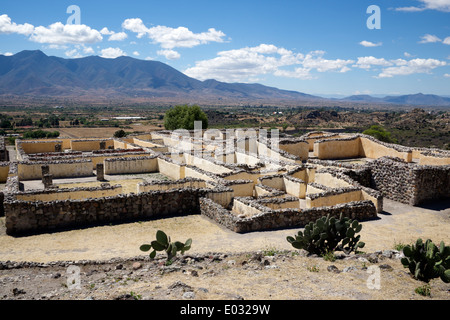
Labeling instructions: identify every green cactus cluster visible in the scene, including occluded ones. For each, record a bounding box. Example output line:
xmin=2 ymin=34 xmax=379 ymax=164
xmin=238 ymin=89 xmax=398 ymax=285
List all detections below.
xmin=401 ymin=238 xmax=450 ymax=283
xmin=140 ymin=230 xmax=192 ymax=261
xmin=287 ymin=214 xmax=365 ymax=255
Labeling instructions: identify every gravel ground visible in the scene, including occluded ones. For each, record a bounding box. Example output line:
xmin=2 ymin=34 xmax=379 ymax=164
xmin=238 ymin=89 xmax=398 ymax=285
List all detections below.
xmin=0 ymin=198 xmax=449 ymax=301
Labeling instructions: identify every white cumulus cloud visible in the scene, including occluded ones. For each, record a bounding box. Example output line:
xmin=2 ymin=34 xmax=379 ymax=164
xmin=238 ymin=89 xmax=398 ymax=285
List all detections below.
xmin=377 ymin=58 xmax=447 ymax=78
xmin=354 ymin=56 xmax=392 ymax=69
xmin=184 ymin=45 xmax=354 ymax=82
xmin=100 ymin=47 xmax=127 ymax=59
xmin=396 ymin=0 xmax=450 ymax=12
xmin=184 ymin=44 xmax=305 ymax=82
xmin=122 ymin=18 xmax=226 ymax=50
xmin=30 ymin=22 xmax=103 ymax=44
xmin=419 ymin=34 xmax=442 ymax=43
xmin=157 ymin=49 xmax=181 ymax=60
xmin=0 ymin=14 xmax=34 ymax=36
xmin=359 ymin=40 xmax=382 ymax=47
xmin=302 ymin=51 xmax=354 ymax=73
xmin=108 ymin=32 xmax=128 ymax=41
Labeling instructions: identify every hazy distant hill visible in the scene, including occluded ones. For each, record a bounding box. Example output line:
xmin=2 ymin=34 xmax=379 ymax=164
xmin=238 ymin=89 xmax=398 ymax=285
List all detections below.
xmin=341 ymin=93 xmax=450 ymax=107
xmin=0 ymin=50 xmax=323 ymax=103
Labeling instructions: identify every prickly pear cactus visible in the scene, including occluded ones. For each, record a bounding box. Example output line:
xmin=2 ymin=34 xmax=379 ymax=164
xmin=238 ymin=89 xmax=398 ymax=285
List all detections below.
xmin=140 ymin=230 xmax=192 ymax=261
xmin=287 ymin=214 xmax=365 ymax=255
xmin=401 ymin=238 xmax=450 ymax=283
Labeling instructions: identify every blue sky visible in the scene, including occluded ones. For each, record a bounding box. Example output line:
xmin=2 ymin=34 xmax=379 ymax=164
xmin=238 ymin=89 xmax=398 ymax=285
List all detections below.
xmin=1 ymin=0 xmax=450 ymax=96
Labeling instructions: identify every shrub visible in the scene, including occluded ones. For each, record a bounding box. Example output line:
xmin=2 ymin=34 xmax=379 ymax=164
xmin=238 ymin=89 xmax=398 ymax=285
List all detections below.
xmin=415 ymin=284 xmax=431 ymax=297
xmin=363 ymin=125 xmax=397 ymax=144
xmin=287 ymin=214 xmax=365 ymax=255
xmin=401 ymin=238 xmax=450 ymax=283
xmin=140 ymin=230 xmax=192 ymax=261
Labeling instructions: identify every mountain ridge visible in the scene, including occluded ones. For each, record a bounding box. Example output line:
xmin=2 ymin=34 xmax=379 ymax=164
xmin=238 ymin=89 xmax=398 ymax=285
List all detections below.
xmin=0 ymin=50 xmax=449 ymax=107
xmin=0 ymin=50 xmax=323 ymax=103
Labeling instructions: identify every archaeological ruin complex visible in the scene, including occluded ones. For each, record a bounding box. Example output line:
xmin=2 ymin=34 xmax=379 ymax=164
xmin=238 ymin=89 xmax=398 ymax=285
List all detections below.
xmin=0 ymin=129 xmax=449 ymax=236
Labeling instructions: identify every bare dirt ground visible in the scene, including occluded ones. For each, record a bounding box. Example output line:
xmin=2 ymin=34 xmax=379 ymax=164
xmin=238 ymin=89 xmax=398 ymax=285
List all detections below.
xmin=0 ymin=199 xmax=449 ymax=301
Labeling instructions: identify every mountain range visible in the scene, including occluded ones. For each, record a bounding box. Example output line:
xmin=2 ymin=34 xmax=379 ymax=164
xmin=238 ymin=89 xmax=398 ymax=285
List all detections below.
xmin=340 ymin=93 xmax=450 ymax=107
xmin=0 ymin=50 xmax=449 ymax=108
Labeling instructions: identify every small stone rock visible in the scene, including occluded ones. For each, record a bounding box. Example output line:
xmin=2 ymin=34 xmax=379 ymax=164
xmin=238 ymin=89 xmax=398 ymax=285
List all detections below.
xmin=190 ymin=270 xmax=199 ymax=277
xmin=262 ymin=259 xmax=271 ymax=266
xmin=343 ymin=266 xmax=357 ymax=273
xmin=132 ymin=262 xmax=142 ymax=270
xmin=251 ymin=253 xmax=263 ymax=262
xmin=168 ymin=281 xmax=192 ymax=291
xmin=327 ymin=265 xmax=340 ymax=273
xmin=183 ymin=291 xmax=195 ymax=299
xmin=368 ymin=254 xmax=379 ymax=263
xmin=115 ymin=264 xmax=123 ymax=270
xmin=12 ymin=288 xmax=26 ymax=296
xmin=379 ymin=264 xmax=393 ymax=271
xmin=334 ymin=252 xmax=347 ymax=260
xmin=382 ymin=250 xmax=393 ymax=258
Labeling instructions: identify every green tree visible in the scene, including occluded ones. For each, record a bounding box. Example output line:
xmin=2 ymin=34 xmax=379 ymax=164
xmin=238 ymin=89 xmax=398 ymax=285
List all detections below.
xmin=114 ymin=129 xmax=127 ymax=138
xmin=363 ymin=125 xmax=397 ymax=144
xmin=0 ymin=119 xmax=12 ymax=129
xmin=164 ymin=105 xmax=208 ymax=130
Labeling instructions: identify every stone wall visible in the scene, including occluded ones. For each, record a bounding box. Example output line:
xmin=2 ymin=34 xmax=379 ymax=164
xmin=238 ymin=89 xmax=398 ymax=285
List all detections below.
xmin=369 ymin=157 xmax=450 ymax=206
xmin=14 ymin=185 xmax=123 ymax=202
xmin=4 ymin=188 xmax=208 ymax=236
xmin=201 ymin=197 xmax=377 ymax=233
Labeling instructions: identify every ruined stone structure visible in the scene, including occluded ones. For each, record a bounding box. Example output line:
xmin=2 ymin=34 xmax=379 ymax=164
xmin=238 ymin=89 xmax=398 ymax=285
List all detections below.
xmin=0 ymin=130 xmax=448 ymax=236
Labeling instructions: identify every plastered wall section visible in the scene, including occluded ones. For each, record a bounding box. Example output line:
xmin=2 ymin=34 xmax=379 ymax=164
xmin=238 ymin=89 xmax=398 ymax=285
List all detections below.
xmin=0 ymin=163 xmax=9 ymax=183
xmin=359 ymin=137 xmax=412 ymax=162
xmin=16 ymin=186 xmax=123 ymax=202
xmin=283 ymin=177 xmax=307 ymax=198
xmin=19 ymin=141 xmax=62 ymax=154
xmin=313 ymin=137 xmax=361 ymax=160
xmin=70 ymin=140 xmax=114 ymax=152
xmin=232 ymin=199 xmax=263 ymax=218
xmin=104 ymin=157 xmax=158 ymax=175
xmin=279 ymin=141 xmax=309 ymax=160
xmin=157 ymin=158 xmax=185 ymax=180
xmin=306 ymin=190 xmax=362 ymax=208
xmin=18 ymin=161 xmax=93 ymax=180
